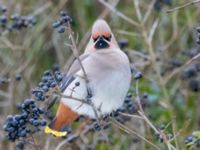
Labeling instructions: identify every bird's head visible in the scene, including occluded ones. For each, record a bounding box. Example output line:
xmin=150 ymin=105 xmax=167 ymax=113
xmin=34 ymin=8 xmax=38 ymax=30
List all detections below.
xmin=85 ymin=19 xmax=119 ymax=53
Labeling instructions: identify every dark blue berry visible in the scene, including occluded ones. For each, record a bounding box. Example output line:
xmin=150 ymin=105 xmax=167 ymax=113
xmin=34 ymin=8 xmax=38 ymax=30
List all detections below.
xmin=196 ymin=27 xmax=200 ymax=33
xmin=11 ymin=14 xmax=19 ymax=20
xmin=189 ymin=80 xmax=199 ymax=92
xmin=196 ymin=140 xmax=200 ymax=148
xmin=75 ymin=82 xmax=80 ymax=86
xmin=182 ymin=67 xmax=197 ymax=79
xmin=134 ymin=71 xmax=143 ymax=80
xmin=32 ymin=120 xmax=40 ymax=126
xmin=57 ymin=26 xmax=65 ymax=33
xmin=18 ymin=130 xmax=26 ymax=137
xmin=52 ymin=21 xmax=61 ymax=28
xmin=159 ymin=124 xmax=165 ymax=130
xmin=10 ymin=119 xmax=18 ymax=126
xmin=1 ymin=6 xmax=7 ymax=13
xmin=6 ymin=127 xmax=15 ymax=132
xmin=17 ymin=141 xmax=25 ymax=150
xmin=50 ymin=81 xmax=57 ymax=88
xmin=93 ymin=123 xmax=101 ymax=131
xmin=185 ymin=136 xmax=194 ymax=144
xmin=40 ymin=120 xmax=47 ymax=126
xmin=42 ymin=85 xmax=49 ymax=92
xmin=197 ymin=35 xmax=200 ymax=45
xmin=126 ymin=93 xmax=132 ymax=98
xmin=38 ymin=82 xmax=44 ymax=87
xmin=0 ymin=15 xmax=7 ymax=24
xmin=6 ymin=115 xmax=13 ymax=122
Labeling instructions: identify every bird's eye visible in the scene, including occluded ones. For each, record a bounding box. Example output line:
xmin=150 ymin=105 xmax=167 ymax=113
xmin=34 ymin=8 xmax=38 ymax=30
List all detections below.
xmin=103 ymin=34 xmax=112 ymax=41
xmin=93 ymin=36 xmax=99 ymax=42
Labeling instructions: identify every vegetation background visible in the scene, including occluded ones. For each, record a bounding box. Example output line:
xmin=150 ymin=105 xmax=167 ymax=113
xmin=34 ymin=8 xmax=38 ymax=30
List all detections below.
xmin=0 ymin=0 xmax=200 ymax=149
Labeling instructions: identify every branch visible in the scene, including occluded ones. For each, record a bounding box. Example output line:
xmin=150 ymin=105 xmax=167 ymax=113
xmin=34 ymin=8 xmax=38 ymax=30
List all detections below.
xmin=166 ymin=0 xmax=200 ymax=13
xmin=99 ymin=0 xmax=139 ymax=27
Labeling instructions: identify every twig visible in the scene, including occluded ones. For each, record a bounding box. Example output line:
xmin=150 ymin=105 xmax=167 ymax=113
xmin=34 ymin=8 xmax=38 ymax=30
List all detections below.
xmin=164 ymin=52 xmax=200 ymax=84
xmin=143 ymin=0 xmax=156 ymax=24
xmin=166 ymin=0 xmax=200 ymax=13
xmin=135 ymin=81 xmax=177 ymax=150
xmin=66 ymin=22 xmax=93 ymax=99
xmin=119 ymin=112 xmax=143 ymax=119
xmin=31 ymin=2 xmax=52 ymax=16
xmin=110 ymin=117 xmax=161 ymax=150
xmin=99 ymin=0 xmax=139 ymax=27
xmin=30 ymin=134 xmax=40 ymax=150
xmin=148 ymin=19 xmax=159 ymax=43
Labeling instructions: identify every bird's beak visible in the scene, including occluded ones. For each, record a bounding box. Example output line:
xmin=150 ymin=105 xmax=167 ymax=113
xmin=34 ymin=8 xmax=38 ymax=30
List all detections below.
xmin=94 ymin=36 xmax=110 ymax=49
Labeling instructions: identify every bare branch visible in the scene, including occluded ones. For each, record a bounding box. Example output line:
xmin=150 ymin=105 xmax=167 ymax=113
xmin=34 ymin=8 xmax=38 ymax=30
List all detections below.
xmin=166 ymin=0 xmax=200 ymax=13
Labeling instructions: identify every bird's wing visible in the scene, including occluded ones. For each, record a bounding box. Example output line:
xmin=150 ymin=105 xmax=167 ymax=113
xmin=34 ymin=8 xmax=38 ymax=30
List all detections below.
xmin=61 ymin=53 xmax=89 ymax=92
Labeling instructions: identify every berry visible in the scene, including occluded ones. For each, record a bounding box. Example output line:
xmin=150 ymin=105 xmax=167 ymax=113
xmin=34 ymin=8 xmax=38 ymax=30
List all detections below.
xmin=50 ymin=81 xmax=57 ymax=88
xmin=40 ymin=120 xmax=47 ymax=126
xmin=93 ymin=123 xmax=101 ymax=131
xmin=134 ymin=71 xmax=143 ymax=80
xmin=75 ymin=82 xmax=80 ymax=86
xmin=126 ymin=93 xmax=132 ymax=98
xmin=196 ymin=27 xmax=200 ymax=33
xmin=1 ymin=5 xmax=7 ymax=13
xmin=52 ymin=21 xmax=61 ymax=28
xmin=189 ymin=80 xmax=199 ymax=92
xmin=55 ymin=72 xmax=62 ymax=82
xmin=197 ymin=35 xmax=200 ymax=45
xmin=57 ymin=26 xmax=65 ymax=33
xmin=0 ymin=15 xmax=7 ymax=24
xmin=185 ymin=136 xmax=194 ymax=144
xmin=182 ymin=67 xmax=197 ymax=79
xmin=196 ymin=140 xmax=200 ymax=148
xmin=159 ymin=124 xmax=165 ymax=130
xmin=43 ymin=70 xmax=51 ymax=76
xmin=42 ymin=85 xmax=49 ymax=92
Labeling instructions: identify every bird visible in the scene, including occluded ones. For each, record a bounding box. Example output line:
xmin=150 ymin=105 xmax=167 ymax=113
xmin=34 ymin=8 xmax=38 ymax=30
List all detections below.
xmin=45 ymin=19 xmax=131 ymax=136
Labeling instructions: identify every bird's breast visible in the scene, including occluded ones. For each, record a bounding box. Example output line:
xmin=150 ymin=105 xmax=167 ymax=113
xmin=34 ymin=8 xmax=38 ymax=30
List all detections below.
xmin=62 ymin=50 xmax=131 ymax=118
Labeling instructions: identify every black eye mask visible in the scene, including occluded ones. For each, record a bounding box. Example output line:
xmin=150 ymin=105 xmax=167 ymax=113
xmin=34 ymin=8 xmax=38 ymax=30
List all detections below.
xmin=94 ymin=36 xmax=110 ymax=49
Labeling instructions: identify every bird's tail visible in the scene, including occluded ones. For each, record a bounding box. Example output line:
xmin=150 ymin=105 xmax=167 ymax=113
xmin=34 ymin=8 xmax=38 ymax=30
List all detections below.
xmin=44 ymin=102 xmax=78 ymax=137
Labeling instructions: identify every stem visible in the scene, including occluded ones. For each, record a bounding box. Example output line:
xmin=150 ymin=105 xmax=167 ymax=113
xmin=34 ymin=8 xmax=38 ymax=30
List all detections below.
xmin=166 ymin=0 xmax=200 ymax=13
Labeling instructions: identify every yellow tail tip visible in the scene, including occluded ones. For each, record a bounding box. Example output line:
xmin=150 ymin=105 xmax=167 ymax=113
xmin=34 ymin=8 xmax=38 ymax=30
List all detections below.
xmin=44 ymin=126 xmax=67 ymax=137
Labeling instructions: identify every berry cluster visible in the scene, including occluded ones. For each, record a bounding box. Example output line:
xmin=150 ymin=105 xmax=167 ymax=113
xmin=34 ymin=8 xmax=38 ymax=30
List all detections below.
xmin=160 ymin=45 xmax=200 ymax=92
xmin=3 ymin=65 xmax=62 ymax=149
xmin=0 ymin=5 xmax=36 ymax=35
xmin=3 ymin=99 xmax=46 ymax=149
xmin=185 ymin=131 xmax=200 ymax=148
xmin=32 ymin=70 xmax=62 ymax=101
xmin=196 ymin=27 xmax=200 ymax=45
xmin=52 ymin=11 xmax=72 ymax=33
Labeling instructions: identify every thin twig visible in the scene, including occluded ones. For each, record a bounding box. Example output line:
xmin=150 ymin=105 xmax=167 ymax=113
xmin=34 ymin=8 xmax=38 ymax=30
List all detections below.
xmin=164 ymin=52 xmax=200 ymax=84
xmin=166 ymin=0 xmax=200 ymax=13
xmin=111 ymin=118 xmax=161 ymax=150
xmin=119 ymin=112 xmax=143 ymax=119
xmin=99 ymin=0 xmax=139 ymax=27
